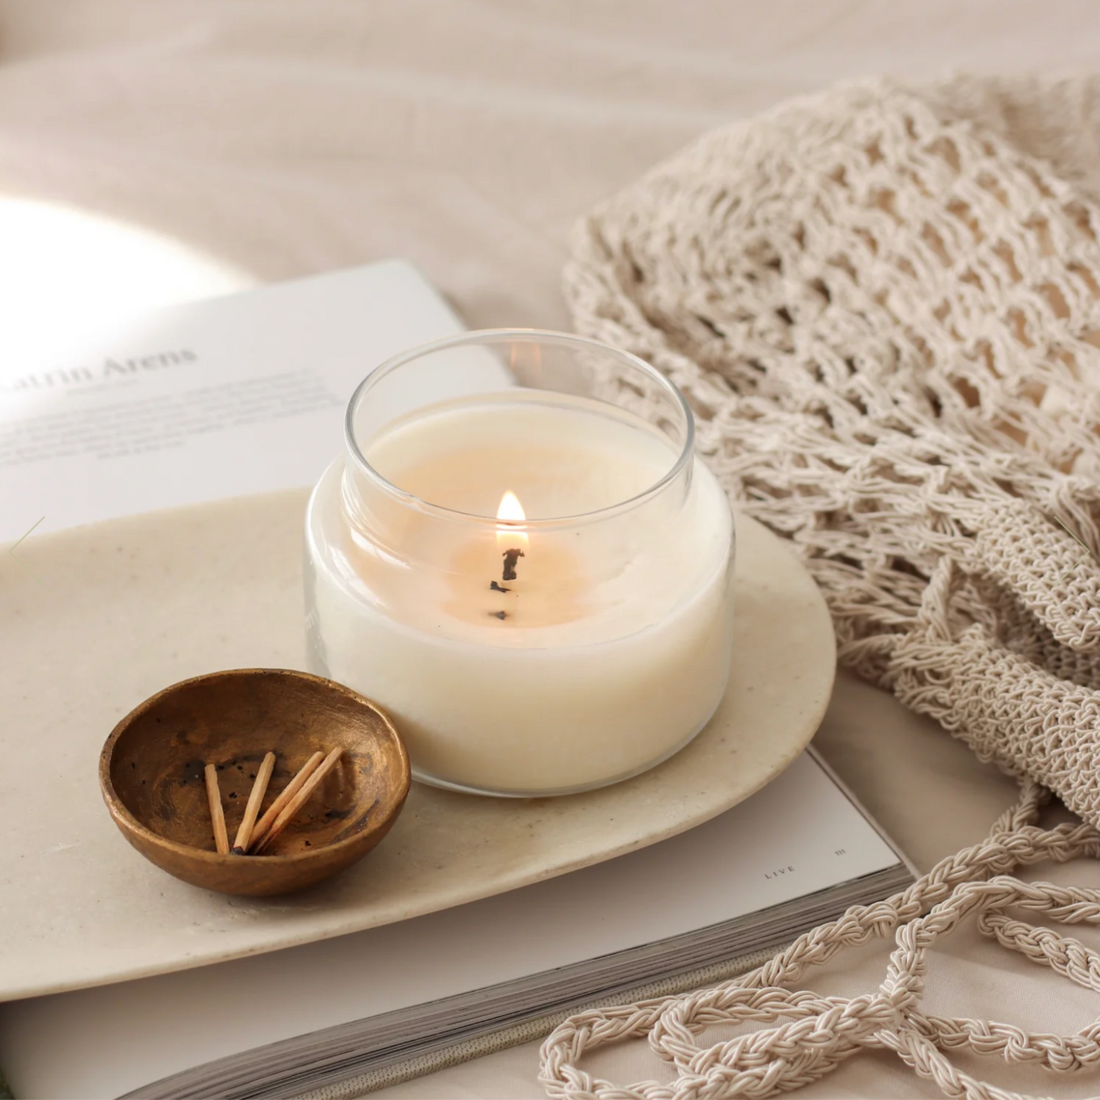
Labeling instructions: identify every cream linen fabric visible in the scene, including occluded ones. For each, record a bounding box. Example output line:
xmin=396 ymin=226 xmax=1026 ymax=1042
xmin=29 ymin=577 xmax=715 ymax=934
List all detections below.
xmin=2 ymin=2 xmax=1100 ymax=1097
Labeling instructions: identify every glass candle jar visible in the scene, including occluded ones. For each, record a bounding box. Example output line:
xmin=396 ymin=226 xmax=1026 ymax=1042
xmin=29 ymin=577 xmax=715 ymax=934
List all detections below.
xmin=304 ymin=330 xmax=735 ymax=797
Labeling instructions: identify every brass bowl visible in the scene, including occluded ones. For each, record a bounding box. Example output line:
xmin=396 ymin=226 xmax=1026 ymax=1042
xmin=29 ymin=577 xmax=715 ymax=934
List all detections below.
xmin=99 ymin=668 xmax=410 ymax=897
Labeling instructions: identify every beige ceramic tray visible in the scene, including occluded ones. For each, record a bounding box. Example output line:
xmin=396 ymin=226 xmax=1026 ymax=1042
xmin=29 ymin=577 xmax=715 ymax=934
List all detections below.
xmin=0 ymin=489 xmax=834 ymax=1001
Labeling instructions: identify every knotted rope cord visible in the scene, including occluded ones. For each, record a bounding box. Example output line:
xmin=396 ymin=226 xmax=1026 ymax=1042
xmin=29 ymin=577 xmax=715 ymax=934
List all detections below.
xmin=545 ymin=74 xmax=1100 ymax=1098
xmin=540 ymin=784 xmax=1100 ymax=1100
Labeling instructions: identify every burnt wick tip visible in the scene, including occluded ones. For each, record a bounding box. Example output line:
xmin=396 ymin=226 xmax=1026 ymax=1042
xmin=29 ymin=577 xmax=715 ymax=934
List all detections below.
xmin=490 ymin=610 xmax=507 ymax=620
xmin=490 ymin=580 xmax=510 ymax=593
xmin=502 ymin=547 xmax=525 ymax=582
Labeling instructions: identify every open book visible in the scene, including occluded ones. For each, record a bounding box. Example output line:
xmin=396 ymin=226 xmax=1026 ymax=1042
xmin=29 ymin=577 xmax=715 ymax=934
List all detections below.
xmin=0 ymin=261 xmax=911 ymax=1098
xmin=0 ymin=750 xmax=911 ymax=1099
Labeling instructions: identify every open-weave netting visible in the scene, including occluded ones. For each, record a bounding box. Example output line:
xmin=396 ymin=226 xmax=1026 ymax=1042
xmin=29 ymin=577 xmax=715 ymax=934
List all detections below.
xmin=541 ymin=75 xmax=1100 ymax=1100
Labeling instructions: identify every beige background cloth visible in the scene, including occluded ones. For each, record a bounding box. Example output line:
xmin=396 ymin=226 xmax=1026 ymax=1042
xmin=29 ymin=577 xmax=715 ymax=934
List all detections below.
xmin=3 ymin=2 xmax=1100 ymax=1096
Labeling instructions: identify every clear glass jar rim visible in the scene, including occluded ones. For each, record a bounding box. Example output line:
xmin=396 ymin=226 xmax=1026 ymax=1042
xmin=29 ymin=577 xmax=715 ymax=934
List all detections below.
xmin=343 ymin=328 xmax=696 ymax=528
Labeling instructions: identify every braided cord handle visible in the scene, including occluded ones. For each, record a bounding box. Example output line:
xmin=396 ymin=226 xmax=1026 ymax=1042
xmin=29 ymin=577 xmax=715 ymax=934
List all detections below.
xmin=539 ymin=786 xmax=1100 ymax=1100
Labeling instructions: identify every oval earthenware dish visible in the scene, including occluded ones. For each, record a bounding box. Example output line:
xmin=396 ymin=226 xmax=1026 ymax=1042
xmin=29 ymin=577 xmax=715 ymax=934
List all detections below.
xmin=99 ymin=668 xmax=411 ymax=896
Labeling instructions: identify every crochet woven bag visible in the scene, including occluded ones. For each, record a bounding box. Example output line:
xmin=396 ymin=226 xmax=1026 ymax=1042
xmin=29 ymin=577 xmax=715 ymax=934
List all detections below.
xmin=539 ymin=75 xmax=1100 ymax=1100
xmin=566 ymin=73 xmax=1100 ymax=813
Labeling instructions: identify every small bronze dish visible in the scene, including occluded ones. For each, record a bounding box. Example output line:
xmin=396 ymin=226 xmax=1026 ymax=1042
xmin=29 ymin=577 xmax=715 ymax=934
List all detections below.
xmin=99 ymin=668 xmax=410 ymax=897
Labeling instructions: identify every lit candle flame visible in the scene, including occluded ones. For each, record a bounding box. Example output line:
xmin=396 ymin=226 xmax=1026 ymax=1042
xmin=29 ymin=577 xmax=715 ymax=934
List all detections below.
xmin=497 ymin=490 xmax=525 ymax=524
xmin=496 ymin=490 xmax=529 ymax=552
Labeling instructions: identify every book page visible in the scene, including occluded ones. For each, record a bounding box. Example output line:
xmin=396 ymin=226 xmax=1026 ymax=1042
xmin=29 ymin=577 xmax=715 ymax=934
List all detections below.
xmin=0 ymin=260 xmax=483 ymax=544
xmin=0 ymin=753 xmax=901 ymax=1100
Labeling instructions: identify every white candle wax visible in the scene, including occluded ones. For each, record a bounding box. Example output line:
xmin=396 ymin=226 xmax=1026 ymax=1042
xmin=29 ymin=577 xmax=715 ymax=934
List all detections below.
xmin=305 ymin=391 xmax=734 ymax=794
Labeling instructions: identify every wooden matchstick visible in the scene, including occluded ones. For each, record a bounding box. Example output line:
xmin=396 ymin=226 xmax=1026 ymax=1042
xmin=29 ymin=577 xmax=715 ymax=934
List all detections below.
xmin=204 ymin=763 xmax=230 ymax=855
xmin=231 ymin=751 xmax=276 ymax=854
xmin=246 ymin=750 xmax=324 ymax=852
xmin=253 ymin=747 xmax=344 ymax=855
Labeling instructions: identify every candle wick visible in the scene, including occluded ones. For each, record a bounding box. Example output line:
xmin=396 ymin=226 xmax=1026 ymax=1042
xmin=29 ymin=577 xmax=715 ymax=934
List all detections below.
xmin=490 ymin=580 xmax=510 ymax=593
xmin=502 ymin=548 xmax=525 ymax=582
xmin=490 ymin=610 xmax=507 ymax=620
